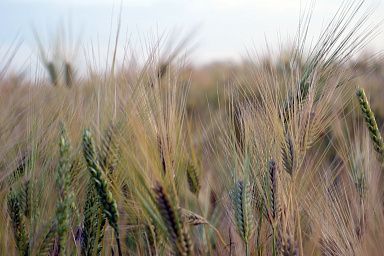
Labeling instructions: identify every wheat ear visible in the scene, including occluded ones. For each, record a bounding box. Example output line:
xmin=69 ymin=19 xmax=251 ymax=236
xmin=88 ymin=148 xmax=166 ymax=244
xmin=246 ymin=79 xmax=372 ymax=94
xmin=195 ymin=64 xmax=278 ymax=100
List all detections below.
xmin=356 ymin=88 xmax=384 ymax=162
xmin=268 ymin=160 xmax=279 ymax=256
xmin=180 ymin=208 xmax=208 ymax=226
xmin=186 ymin=162 xmax=200 ymax=196
xmin=153 ymin=183 xmax=193 ymax=256
xmin=268 ymin=160 xmax=279 ymax=223
xmin=81 ymin=182 xmax=106 ymax=256
xmin=231 ymin=180 xmax=253 ymax=255
xmin=82 ymin=129 xmax=122 ymax=256
xmin=281 ymin=132 xmax=294 ymax=176
xmin=7 ymin=189 xmax=29 ymax=255
xmin=55 ymin=125 xmax=73 ymax=255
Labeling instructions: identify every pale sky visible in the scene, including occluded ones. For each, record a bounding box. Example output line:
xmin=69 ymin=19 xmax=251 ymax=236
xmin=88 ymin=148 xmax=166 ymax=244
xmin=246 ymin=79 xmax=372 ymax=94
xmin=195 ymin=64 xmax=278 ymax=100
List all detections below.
xmin=1 ymin=0 xmax=384 ymax=73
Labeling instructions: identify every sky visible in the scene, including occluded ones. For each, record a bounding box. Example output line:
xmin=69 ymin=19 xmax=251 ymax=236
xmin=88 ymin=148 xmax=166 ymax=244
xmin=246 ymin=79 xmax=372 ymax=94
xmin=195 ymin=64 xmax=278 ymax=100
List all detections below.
xmin=1 ymin=0 xmax=384 ymax=74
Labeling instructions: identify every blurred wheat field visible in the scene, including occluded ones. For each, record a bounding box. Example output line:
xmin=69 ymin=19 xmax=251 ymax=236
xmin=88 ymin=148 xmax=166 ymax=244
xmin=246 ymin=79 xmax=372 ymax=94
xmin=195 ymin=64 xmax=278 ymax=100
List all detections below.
xmin=2 ymin=1 xmax=384 ymax=255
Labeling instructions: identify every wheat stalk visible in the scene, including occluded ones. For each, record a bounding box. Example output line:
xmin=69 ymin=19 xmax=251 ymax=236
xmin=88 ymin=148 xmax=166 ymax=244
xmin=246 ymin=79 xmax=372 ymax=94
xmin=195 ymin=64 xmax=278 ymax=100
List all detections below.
xmin=157 ymin=135 xmax=167 ymax=175
xmin=234 ymin=104 xmax=245 ymax=153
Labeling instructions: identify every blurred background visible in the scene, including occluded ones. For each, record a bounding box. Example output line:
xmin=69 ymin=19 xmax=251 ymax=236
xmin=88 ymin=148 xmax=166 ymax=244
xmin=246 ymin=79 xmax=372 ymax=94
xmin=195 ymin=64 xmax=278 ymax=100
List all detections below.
xmin=1 ymin=0 xmax=384 ymax=74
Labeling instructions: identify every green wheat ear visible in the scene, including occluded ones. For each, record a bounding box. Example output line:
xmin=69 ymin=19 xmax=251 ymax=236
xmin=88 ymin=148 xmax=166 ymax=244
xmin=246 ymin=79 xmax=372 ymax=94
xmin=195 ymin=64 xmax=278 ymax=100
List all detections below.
xmin=231 ymin=180 xmax=253 ymax=255
xmin=186 ymin=162 xmax=200 ymax=196
xmin=55 ymin=125 xmax=73 ymax=256
xmin=82 ymin=128 xmax=122 ymax=256
xmin=356 ymin=88 xmax=384 ymax=161
xmin=82 ymin=181 xmax=106 ymax=256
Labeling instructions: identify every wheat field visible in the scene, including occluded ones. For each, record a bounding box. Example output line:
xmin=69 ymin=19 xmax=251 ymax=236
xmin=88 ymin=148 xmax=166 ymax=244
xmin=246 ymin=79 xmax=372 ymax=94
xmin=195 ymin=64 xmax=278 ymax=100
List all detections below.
xmin=1 ymin=1 xmax=384 ymax=255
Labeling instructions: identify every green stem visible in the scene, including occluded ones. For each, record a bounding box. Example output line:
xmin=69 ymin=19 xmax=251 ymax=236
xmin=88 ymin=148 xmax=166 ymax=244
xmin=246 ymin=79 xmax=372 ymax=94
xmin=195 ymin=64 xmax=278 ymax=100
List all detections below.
xmin=272 ymin=226 xmax=277 ymax=256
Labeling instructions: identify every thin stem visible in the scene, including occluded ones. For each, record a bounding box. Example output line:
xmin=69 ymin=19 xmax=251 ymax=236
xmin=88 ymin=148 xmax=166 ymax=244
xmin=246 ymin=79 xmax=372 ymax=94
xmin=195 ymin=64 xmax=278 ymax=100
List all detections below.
xmin=256 ymin=211 xmax=263 ymax=256
xmin=245 ymin=242 xmax=250 ymax=256
xmin=272 ymin=226 xmax=277 ymax=256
